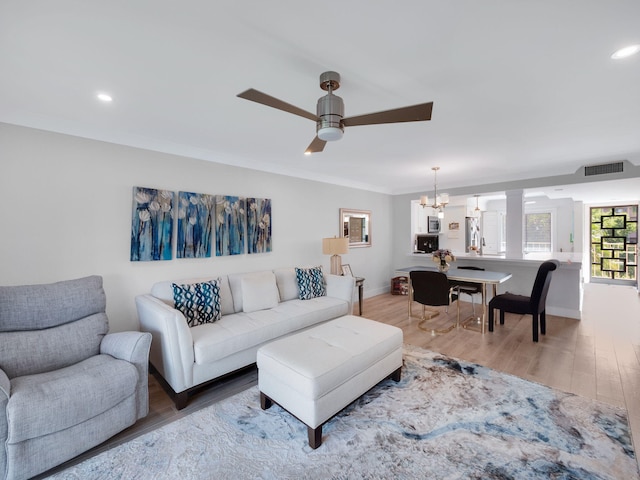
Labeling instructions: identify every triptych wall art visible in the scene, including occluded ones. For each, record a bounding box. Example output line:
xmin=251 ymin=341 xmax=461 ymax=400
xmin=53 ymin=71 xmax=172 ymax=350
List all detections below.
xmin=130 ymin=186 xmax=272 ymax=262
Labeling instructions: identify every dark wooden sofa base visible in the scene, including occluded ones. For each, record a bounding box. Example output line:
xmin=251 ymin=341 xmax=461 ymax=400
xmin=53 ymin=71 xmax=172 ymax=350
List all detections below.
xmin=260 ymin=366 xmax=402 ymax=449
xmin=149 ymin=362 xmax=256 ymax=410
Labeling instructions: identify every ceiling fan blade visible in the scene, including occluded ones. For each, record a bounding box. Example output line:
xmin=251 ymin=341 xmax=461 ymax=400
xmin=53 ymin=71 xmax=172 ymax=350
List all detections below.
xmin=237 ymin=89 xmax=318 ymax=122
xmin=342 ymin=102 xmax=433 ymax=127
xmin=304 ymin=136 xmax=326 ymax=154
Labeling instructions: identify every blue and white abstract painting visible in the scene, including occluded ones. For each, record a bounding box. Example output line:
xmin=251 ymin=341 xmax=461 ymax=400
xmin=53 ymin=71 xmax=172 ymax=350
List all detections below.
xmin=130 ymin=186 xmax=174 ymax=261
xmin=247 ymin=198 xmax=271 ymax=254
xmin=215 ymin=195 xmax=245 ymax=256
xmin=177 ymin=191 xmax=214 ymax=258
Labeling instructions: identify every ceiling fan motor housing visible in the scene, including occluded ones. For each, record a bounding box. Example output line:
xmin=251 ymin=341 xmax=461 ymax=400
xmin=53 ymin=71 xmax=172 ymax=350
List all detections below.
xmin=316 ymin=93 xmax=344 ymax=141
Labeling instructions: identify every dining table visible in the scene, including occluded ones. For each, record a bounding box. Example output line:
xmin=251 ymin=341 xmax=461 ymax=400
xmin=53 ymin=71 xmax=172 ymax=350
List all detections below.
xmin=395 ymin=265 xmax=513 ymax=334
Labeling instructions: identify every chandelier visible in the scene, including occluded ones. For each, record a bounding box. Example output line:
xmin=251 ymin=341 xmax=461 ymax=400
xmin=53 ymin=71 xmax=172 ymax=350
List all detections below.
xmin=420 ymin=167 xmax=449 ymax=218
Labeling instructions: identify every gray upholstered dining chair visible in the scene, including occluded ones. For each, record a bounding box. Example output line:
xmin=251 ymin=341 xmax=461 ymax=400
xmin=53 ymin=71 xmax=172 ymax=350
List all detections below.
xmin=0 ymin=275 xmax=152 ymax=480
xmin=488 ymin=260 xmax=559 ymax=342
xmin=409 ymin=270 xmax=459 ymax=335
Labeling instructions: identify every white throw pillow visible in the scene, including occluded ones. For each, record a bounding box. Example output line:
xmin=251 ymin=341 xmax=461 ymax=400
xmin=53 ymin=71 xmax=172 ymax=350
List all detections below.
xmin=241 ymin=271 xmax=280 ymax=313
xmin=274 ymin=267 xmax=299 ymax=302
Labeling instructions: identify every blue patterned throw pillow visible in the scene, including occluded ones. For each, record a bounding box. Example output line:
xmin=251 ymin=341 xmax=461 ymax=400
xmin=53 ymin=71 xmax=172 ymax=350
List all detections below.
xmin=172 ymin=279 xmax=221 ymax=327
xmin=295 ymin=266 xmax=326 ymax=300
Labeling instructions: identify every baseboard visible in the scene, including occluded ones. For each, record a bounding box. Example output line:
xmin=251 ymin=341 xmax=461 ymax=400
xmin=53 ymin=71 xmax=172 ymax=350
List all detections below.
xmin=547 ymin=306 xmax=581 ymax=320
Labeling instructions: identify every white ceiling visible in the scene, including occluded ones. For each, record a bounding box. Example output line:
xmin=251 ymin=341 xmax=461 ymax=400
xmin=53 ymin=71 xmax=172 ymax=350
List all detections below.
xmin=1 ymin=1 xmax=639 ymax=201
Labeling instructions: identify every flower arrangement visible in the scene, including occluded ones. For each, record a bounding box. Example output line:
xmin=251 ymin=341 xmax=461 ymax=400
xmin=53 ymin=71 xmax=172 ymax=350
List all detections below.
xmin=432 ymin=249 xmax=456 ymax=271
xmin=433 ymin=249 xmax=454 ymax=272
xmin=432 ymin=249 xmax=455 ymax=263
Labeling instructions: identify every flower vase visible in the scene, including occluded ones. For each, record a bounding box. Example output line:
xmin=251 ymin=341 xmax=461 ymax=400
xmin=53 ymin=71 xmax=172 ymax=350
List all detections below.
xmin=438 ymin=261 xmax=450 ymax=273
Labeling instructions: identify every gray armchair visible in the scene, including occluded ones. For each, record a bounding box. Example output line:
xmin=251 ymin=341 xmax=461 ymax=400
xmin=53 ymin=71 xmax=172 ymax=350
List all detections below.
xmin=0 ymin=276 xmax=152 ymax=480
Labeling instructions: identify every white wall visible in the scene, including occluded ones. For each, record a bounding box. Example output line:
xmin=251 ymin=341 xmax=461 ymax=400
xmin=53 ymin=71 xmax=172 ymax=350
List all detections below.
xmin=0 ymin=123 xmax=392 ymax=331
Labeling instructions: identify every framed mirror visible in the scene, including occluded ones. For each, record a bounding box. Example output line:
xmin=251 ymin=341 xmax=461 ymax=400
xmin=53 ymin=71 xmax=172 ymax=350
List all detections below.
xmin=340 ymin=208 xmax=371 ymax=248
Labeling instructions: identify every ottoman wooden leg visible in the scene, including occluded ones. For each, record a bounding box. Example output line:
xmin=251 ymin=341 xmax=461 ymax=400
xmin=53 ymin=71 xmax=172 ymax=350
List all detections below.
xmin=308 ymin=425 xmax=322 ymax=449
xmin=260 ymin=392 xmax=272 ymax=410
xmin=391 ymin=366 xmax=402 ymax=382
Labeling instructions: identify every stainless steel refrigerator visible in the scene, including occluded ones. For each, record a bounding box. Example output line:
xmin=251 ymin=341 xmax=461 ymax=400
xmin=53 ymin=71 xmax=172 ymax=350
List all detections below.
xmin=465 ymin=216 xmax=482 ymax=254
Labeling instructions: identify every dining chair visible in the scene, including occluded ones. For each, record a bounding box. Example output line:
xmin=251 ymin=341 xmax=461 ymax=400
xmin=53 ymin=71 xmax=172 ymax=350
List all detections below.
xmin=449 ymin=266 xmax=484 ymax=315
xmin=487 ymin=260 xmax=560 ymax=342
xmin=409 ymin=270 xmax=459 ymax=335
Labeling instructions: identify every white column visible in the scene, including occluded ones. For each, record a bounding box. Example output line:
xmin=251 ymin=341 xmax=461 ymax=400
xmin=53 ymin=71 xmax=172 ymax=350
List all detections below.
xmin=505 ymin=189 xmax=524 ymax=258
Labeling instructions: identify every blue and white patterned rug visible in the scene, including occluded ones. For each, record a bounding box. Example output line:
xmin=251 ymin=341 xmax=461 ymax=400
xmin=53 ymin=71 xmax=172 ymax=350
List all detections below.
xmin=49 ymin=346 xmax=638 ymax=479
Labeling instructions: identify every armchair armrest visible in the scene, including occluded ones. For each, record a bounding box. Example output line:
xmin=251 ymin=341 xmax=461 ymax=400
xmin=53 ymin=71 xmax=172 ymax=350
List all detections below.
xmin=135 ymin=294 xmax=195 ymax=394
xmin=101 ymin=331 xmax=152 ymax=364
xmin=101 ymin=331 xmax=152 ymax=419
xmin=1 ymin=367 xmax=9 ymax=453
xmin=0 ymin=367 xmax=9 ymax=400
xmin=325 ymin=274 xmax=356 ymax=312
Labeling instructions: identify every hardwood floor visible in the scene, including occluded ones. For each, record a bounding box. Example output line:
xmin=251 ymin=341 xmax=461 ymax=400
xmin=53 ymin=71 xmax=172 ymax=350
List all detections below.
xmin=40 ymin=282 xmax=640 ymax=477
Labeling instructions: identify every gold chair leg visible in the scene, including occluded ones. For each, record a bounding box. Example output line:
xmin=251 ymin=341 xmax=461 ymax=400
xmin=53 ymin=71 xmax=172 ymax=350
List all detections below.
xmin=421 ymin=304 xmax=440 ymax=320
xmin=417 ymin=302 xmax=457 ymax=336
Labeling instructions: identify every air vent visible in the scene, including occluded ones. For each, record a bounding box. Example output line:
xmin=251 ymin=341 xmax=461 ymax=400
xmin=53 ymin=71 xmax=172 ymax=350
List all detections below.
xmin=584 ymin=162 xmax=624 ymax=176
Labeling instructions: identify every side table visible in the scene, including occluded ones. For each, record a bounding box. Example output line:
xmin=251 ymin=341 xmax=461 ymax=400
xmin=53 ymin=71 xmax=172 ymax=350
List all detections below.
xmin=355 ymin=277 xmax=365 ymax=315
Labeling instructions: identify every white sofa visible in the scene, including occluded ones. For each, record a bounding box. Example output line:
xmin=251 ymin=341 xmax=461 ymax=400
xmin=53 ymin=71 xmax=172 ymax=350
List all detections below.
xmin=135 ymin=268 xmax=355 ymax=409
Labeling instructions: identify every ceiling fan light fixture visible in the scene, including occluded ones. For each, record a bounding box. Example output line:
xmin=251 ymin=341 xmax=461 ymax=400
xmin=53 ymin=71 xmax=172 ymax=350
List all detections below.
xmin=317 ymin=126 xmax=344 ymax=141
xmin=316 ymin=92 xmax=344 ymax=141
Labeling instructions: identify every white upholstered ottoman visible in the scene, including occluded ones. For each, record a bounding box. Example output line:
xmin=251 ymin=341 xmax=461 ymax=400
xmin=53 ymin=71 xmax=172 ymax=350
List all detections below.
xmin=257 ymin=315 xmax=403 ymax=448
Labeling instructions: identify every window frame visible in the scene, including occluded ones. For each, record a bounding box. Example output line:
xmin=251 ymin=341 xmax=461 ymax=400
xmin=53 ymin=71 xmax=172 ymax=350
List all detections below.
xmin=523 ymin=208 xmax=556 ymax=254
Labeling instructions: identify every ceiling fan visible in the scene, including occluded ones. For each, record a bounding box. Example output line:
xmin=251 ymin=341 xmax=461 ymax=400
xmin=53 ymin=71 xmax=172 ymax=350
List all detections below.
xmin=237 ymin=71 xmax=433 ymax=154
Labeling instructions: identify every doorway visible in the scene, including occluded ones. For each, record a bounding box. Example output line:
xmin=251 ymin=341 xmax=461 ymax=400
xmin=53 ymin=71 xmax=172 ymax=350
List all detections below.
xmin=590 ymin=205 xmax=637 ymax=285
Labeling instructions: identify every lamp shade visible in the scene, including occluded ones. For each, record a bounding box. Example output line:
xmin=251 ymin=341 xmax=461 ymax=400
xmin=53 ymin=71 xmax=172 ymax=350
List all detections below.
xmin=322 ymin=237 xmax=349 ymax=255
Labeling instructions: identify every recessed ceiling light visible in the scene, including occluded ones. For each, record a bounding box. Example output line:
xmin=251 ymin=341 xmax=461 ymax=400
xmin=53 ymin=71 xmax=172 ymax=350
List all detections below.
xmin=97 ymin=93 xmax=113 ymax=102
xmin=611 ymin=45 xmax=640 ymax=59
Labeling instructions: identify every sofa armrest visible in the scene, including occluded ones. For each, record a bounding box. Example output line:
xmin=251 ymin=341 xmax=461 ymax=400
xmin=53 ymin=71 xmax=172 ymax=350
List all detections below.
xmin=135 ymin=294 xmax=195 ymax=394
xmin=325 ymin=274 xmax=356 ymax=312
xmin=101 ymin=331 xmax=152 ymax=419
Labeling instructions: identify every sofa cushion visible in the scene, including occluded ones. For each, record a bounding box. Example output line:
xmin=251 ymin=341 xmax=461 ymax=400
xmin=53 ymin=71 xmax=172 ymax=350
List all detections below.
xmin=295 ymin=266 xmax=326 ymax=300
xmin=172 ymin=280 xmax=221 ymax=327
xmin=191 ymin=296 xmax=350 ymax=365
xmin=241 ymin=271 xmax=280 ymax=313
xmin=228 ymin=270 xmax=273 ymax=313
xmin=274 ymin=268 xmax=299 ymax=302
xmin=6 ymin=354 xmax=138 ymax=443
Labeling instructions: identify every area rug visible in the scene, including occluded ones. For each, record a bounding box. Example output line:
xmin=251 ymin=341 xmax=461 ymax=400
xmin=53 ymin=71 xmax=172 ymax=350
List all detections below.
xmin=48 ymin=345 xmax=638 ymax=479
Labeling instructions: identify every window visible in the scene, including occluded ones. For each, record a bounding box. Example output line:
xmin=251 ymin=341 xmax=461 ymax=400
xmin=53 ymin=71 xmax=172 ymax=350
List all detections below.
xmin=524 ymin=212 xmax=552 ymax=253
xmin=590 ymin=205 xmax=637 ymax=284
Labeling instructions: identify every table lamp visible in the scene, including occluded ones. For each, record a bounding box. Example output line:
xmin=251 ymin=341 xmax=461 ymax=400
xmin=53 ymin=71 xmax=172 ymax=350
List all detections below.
xmin=322 ymin=237 xmax=349 ymax=275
